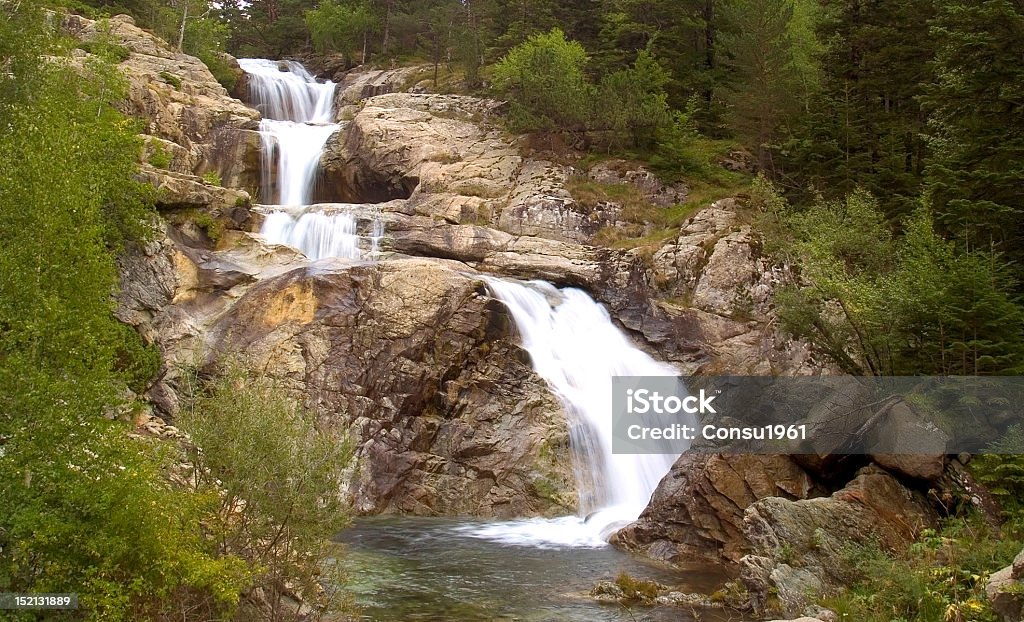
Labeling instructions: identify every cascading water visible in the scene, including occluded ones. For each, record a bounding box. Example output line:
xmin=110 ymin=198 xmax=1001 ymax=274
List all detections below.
xmin=260 ymin=205 xmax=382 ymax=261
xmin=457 ymin=278 xmax=688 ymax=548
xmin=237 ymin=58 xmax=338 ymax=206
xmin=238 ymin=59 xmax=383 ymax=260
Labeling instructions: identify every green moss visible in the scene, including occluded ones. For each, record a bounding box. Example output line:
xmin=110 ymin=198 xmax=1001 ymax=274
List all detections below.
xmin=201 ymin=171 xmax=222 ymax=186
xmin=169 ymin=209 xmax=226 ymax=244
xmin=614 ymin=572 xmax=661 ymax=602
xmin=159 ymin=71 xmax=182 ymax=90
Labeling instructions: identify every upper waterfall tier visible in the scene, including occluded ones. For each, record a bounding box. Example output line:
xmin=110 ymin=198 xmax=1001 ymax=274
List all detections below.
xmin=236 ymin=58 xmax=336 ymax=123
xmin=237 ymin=58 xmax=339 ymax=206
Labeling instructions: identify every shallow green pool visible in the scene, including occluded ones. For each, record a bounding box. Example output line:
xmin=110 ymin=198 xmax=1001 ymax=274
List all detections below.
xmin=334 ymin=516 xmax=737 ymax=622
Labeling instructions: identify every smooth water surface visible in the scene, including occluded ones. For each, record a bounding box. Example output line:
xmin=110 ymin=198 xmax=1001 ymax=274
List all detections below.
xmin=335 ymin=517 xmax=735 ymax=622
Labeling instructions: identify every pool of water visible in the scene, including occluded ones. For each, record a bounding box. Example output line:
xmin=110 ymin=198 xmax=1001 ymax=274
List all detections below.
xmin=334 ymin=517 xmax=740 ymax=622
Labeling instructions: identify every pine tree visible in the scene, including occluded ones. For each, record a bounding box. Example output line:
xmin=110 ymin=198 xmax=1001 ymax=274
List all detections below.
xmin=923 ymin=0 xmax=1024 ymax=265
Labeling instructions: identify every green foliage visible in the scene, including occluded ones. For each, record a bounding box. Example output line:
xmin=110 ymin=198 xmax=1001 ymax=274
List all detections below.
xmin=592 ymin=50 xmax=674 ymax=150
xmin=613 ymin=571 xmax=661 ymax=602
xmin=159 ymin=70 xmax=182 ymax=89
xmin=491 ymin=28 xmax=592 ymax=135
xmin=492 ymin=29 xmax=674 ymax=150
xmin=827 ymin=518 xmax=1020 ymax=622
xmin=762 ymin=178 xmax=1024 ymax=375
xmin=718 ymin=0 xmax=806 ymax=171
xmin=180 ymin=363 xmax=354 ymax=619
xmin=922 ymin=0 xmax=1024 ymax=260
xmin=972 ymin=427 xmax=1024 ymax=524
xmin=0 ymin=3 xmax=251 ymax=619
xmin=775 ymin=0 xmax=934 ymax=218
xmin=77 ymin=38 xmax=131 ymax=62
xmin=306 ymin=0 xmax=375 ymax=61
xmin=147 ymin=142 xmax=173 ymax=169
xmin=202 ymin=170 xmax=222 ymax=186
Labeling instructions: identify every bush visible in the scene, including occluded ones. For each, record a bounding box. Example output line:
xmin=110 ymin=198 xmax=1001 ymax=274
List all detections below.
xmin=0 ymin=7 xmax=249 ymax=618
xmin=491 ymin=28 xmax=592 ymax=135
xmin=180 ymin=363 xmax=354 ymax=620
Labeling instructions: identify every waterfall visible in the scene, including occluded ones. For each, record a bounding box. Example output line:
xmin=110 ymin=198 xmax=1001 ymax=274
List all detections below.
xmin=457 ymin=278 xmax=686 ymax=548
xmin=259 ymin=205 xmax=382 ymax=261
xmin=238 ymin=59 xmax=384 ymax=261
xmin=237 ymin=58 xmax=339 ymax=206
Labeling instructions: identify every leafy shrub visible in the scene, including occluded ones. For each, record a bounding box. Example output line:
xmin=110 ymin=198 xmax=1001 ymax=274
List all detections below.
xmin=147 ymin=142 xmax=172 ymax=168
xmin=180 ymin=363 xmax=355 ymax=620
xmin=492 ymin=28 xmax=593 ymax=135
xmin=202 ymin=170 xmax=222 ymax=186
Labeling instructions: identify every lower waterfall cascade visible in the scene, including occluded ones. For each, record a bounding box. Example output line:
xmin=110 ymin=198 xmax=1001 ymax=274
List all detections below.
xmin=457 ymin=278 xmax=688 ymax=547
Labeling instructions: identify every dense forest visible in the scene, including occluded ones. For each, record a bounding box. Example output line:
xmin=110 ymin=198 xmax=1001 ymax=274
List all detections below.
xmin=2 ymin=0 xmax=1024 ymax=619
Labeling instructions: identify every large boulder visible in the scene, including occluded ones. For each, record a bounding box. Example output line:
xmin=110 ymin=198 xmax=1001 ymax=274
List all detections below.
xmin=116 ymin=225 xmax=576 ymax=517
xmin=320 ymin=93 xmax=606 ymax=243
xmin=987 ymin=548 xmax=1024 ymax=621
xmin=611 ymin=454 xmax=823 ymax=565
xmin=739 ymin=465 xmax=938 ymax=617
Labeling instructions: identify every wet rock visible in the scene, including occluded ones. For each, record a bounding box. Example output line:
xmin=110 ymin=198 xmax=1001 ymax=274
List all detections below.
xmin=116 ymin=224 xmax=576 ymax=517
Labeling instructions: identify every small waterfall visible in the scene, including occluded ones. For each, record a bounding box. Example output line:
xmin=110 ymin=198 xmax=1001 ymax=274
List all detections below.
xmin=260 ymin=205 xmax=383 ymax=261
xmin=237 ymin=58 xmax=339 ymax=206
xmin=457 ymin=278 xmax=686 ymax=548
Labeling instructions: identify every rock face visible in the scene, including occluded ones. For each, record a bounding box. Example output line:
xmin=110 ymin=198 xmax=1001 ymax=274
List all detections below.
xmin=105 ymin=46 xmax=826 ymax=519
xmin=588 ymin=159 xmax=689 ymax=207
xmin=320 ymin=93 xmax=607 ymax=243
xmin=988 ymin=549 xmax=1024 ymax=622
xmin=117 ymin=225 xmax=576 ymax=516
xmin=63 ymin=13 xmax=260 ymax=198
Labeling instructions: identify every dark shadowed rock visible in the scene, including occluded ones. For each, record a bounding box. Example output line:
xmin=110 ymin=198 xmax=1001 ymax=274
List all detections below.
xmin=611 ymin=454 xmax=823 ymax=565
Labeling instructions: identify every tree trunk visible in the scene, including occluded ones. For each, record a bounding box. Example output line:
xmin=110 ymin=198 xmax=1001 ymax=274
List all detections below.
xmin=382 ymin=2 xmax=391 ymax=55
xmin=177 ymin=2 xmax=187 ymax=51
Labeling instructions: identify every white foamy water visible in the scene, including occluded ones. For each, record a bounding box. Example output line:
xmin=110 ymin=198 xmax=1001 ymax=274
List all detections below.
xmin=238 ymin=58 xmax=339 ymax=206
xmin=459 ymin=278 xmax=687 ymax=548
xmin=260 ymin=206 xmax=382 ymax=261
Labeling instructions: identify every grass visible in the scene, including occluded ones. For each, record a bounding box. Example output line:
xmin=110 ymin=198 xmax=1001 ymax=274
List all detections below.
xmin=566 ymin=134 xmax=752 ymax=250
xmin=614 ymin=571 xmax=662 ymax=602
xmin=159 ymin=71 xmax=182 ymax=90
xmin=146 ymin=143 xmax=172 ymax=169
xmin=822 ymin=516 xmax=1022 ymax=622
